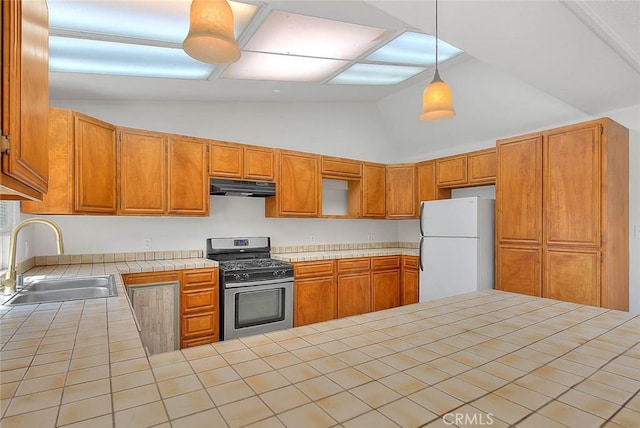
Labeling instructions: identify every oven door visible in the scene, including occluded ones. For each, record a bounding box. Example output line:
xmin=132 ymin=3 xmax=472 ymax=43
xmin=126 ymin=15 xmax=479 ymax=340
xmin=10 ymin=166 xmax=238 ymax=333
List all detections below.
xmin=223 ymin=279 xmax=293 ymax=340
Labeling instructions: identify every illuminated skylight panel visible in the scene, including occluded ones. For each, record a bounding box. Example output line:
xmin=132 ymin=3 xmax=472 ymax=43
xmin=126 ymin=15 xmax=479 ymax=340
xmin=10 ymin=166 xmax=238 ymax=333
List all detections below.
xmin=365 ymin=31 xmax=463 ymax=66
xmin=244 ymin=11 xmax=391 ymax=60
xmin=329 ymin=63 xmax=426 ymax=85
xmin=221 ymin=51 xmax=348 ymax=82
xmin=49 ymin=37 xmax=215 ymax=79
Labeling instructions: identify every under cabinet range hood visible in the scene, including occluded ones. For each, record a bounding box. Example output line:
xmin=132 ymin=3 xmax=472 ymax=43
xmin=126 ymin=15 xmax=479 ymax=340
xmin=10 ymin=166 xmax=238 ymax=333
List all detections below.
xmin=209 ymin=178 xmax=276 ymax=197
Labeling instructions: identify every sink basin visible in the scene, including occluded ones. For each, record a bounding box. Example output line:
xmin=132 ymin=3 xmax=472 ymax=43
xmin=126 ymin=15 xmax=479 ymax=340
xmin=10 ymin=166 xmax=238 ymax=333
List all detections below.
xmin=6 ymin=275 xmax=117 ymax=305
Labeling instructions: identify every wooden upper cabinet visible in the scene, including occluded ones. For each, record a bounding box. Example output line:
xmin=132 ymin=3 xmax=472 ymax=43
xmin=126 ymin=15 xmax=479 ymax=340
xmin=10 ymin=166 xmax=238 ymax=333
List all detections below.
xmin=544 ymin=124 xmax=601 ymax=247
xmin=436 ymin=155 xmax=467 ymax=187
xmin=244 ymin=145 xmax=275 ymax=181
xmin=74 ymin=113 xmax=117 ymax=213
xmin=209 ymin=141 xmax=242 ymax=178
xmin=1 ymin=0 xmax=49 ymax=199
xmin=468 ymin=149 xmax=497 ymax=185
xmin=435 ymin=149 xmax=496 ymax=190
xmin=118 ymin=128 xmax=167 ymax=215
xmin=168 ymin=136 xmax=209 ymax=216
xmin=496 ymin=135 xmax=543 ymax=245
xmin=362 ymin=163 xmax=385 ymax=218
xmin=386 ymin=164 xmax=417 ymax=218
xmin=321 ymin=156 xmax=362 ymax=178
xmin=266 ymin=150 xmax=319 ymax=217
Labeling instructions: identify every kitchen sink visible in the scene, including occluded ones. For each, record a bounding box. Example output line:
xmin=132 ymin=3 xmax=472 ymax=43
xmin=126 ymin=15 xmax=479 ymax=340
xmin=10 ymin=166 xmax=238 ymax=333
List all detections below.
xmin=6 ymin=275 xmax=117 ymax=305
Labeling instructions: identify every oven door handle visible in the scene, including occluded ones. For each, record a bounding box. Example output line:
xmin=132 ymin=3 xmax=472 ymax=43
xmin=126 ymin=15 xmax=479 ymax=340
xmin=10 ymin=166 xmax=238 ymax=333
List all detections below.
xmin=224 ymin=278 xmax=293 ymax=288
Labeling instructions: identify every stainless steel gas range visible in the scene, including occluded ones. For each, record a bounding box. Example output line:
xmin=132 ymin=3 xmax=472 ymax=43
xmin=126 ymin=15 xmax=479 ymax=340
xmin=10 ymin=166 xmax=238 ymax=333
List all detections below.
xmin=206 ymin=237 xmax=293 ymax=341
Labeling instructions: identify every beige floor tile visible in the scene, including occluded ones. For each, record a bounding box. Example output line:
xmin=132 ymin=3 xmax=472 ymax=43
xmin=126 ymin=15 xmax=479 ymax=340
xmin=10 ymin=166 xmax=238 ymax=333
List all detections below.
xmin=479 ymin=361 xmax=527 ymax=382
xmin=0 ymin=406 xmax=58 ymax=428
xmin=263 ymin=352 xmax=303 ymax=370
xmin=470 ymin=393 xmax=530 ymax=424
xmin=171 ymin=408 xmax=227 ymax=428
xmin=14 ymin=373 xmax=66 ymax=396
xmin=212 ymin=339 xmax=248 ymax=354
xmin=109 ymin=347 xmax=146 ymax=363
xmin=402 ymin=346 xmax=441 ymax=364
xmin=333 ymin=349 xmax=373 ymax=366
xmin=278 ymin=362 xmax=321 ymax=383
xmin=358 ymin=343 xmax=396 ymax=359
xmin=379 ymin=372 xmax=427 ymax=395
xmin=114 ymin=400 xmax=168 ymax=427
xmin=493 ymin=382 xmax=550 ymax=410
xmin=31 ymin=350 xmax=72 ymax=366
xmin=316 ymin=390 xmax=371 ymax=423
xmin=244 ymin=416 xmax=286 ymax=428
xmin=589 ymin=369 xmax=640 ymax=393
xmin=110 ymin=369 xmax=155 ymax=392
xmin=57 ymin=393 xmax=112 ymax=426
xmin=245 ymin=370 xmax=290 ymax=394
xmin=325 ymin=367 xmax=372 ymax=390
xmin=60 ymin=414 xmax=114 ymax=428
xmin=72 ymin=344 xmax=109 ymax=359
xmin=408 ymin=386 xmax=464 ymax=416
xmin=516 ymin=413 xmax=566 ymax=428
xmin=110 ymin=357 xmax=150 ymax=377
xmin=435 ymin=377 xmax=487 ymax=402
xmin=342 ymin=410 xmax=401 ymax=428
xmin=354 ymin=360 xmax=397 ymax=380
xmin=497 ymin=354 xmax=543 ymax=372
xmin=307 ymin=355 xmax=348 ymax=374
xmin=239 ymin=334 xmax=273 ymax=348
xmin=459 ymin=405 xmax=512 ymax=428
xmin=24 ymin=360 xmax=70 ymax=379
xmin=277 ymin=402 xmax=335 ymax=428
xmin=296 ymin=332 xmax=334 ymax=346
xmin=539 ymin=400 xmax=605 ymax=427
xmin=206 ymin=379 xmax=255 ymax=406
xmin=197 ymin=365 xmax=240 ymax=388
xmin=350 ymin=381 xmax=402 ymax=408
xmin=626 ymin=393 xmax=640 ymax=412
xmin=317 ymin=340 xmax=352 ymax=355
xmin=69 ymin=353 xmax=110 ymax=371
xmin=251 ymin=343 xmax=287 ymax=358
xmin=405 ymin=364 xmax=451 ymax=385
xmin=514 ymin=374 xmax=569 ymax=399
xmin=379 ymin=397 xmax=438 ymax=428
xmin=152 ymin=361 xmax=194 ymax=381
xmin=531 ymin=365 xmax=584 ymax=387
xmin=428 ymin=357 xmax=472 ymax=376
xmin=278 ymin=337 xmax=311 ymax=351
xmin=157 ymin=373 xmax=203 ymax=398
xmin=232 ymin=358 xmax=272 ymax=378
xmin=259 ymin=384 xmax=310 ymax=413
xmin=611 ymin=407 xmax=640 ymax=427
xmin=4 ymin=387 xmax=62 ymax=417
xmin=295 ymin=376 xmax=343 ymax=401
xmin=547 ymin=358 xmax=598 ymax=378
xmin=180 ymin=344 xmax=218 ymax=361
xmin=65 ymin=364 xmax=110 ymax=386
xmin=0 ymin=381 xmax=19 ymax=400
xmin=163 ymin=389 xmax=215 ymax=420
xmin=458 ymin=368 xmax=509 ymax=392
xmin=62 ymin=378 xmax=111 ymax=404
xmin=575 ymin=378 xmax=634 ymax=405
xmin=290 ymin=345 xmax=329 ymax=362
xmin=112 ymin=383 xmax=161 ymax=412
xmin=221 ymin=348 xmax=259 ymax=365
xmin=187 ymin=354 xmax=228 ymax=373
xmin=148 ymin=349 xmax=186 ymax=368
xmin=218 ymin=395 xmax=274 ymax=428
xmin=558 ymin=388 xmax=620 ymax=419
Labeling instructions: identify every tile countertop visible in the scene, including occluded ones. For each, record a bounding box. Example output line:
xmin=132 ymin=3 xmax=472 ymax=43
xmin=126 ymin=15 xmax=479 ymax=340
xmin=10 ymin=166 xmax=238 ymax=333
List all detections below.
xmin=1 ymin=281 xmax=640 ymax=428
xmin=272 ymin=248 xmax=419 ymax=263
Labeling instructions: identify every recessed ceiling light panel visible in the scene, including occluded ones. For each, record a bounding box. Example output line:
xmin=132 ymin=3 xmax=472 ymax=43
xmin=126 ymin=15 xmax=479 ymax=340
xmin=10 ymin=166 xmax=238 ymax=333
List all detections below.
xmin=329 ymin=63 xmax=427 ymax=85
xmin=365 ymin=31 xmax=462 ymax=66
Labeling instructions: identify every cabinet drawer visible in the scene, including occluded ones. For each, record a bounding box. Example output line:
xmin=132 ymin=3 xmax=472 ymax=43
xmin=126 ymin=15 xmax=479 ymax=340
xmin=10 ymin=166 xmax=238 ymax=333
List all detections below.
xmin=182 ymin=289 xmax=216 ymax=314
xmin=372 ymin=256 xmax=400 ymax=270
xmin=181 ymin=312 xmax=217 ymax=339
xmin=294 ymin=261 xmax=335 ymax=279
xmin=321 ymin=157 xmax=362 ymax=178
xmin=402 ymin=256 xmax=419 ymax=269
xmin=337 ymin=258 xmax=370 ymax=273
xmin=181 ymin=335 xmax=217 ymax=348
xmin=182 ymin=269 xmax=217 ymax=291
xmin=123 ymin=271 xmax=180 ymax=286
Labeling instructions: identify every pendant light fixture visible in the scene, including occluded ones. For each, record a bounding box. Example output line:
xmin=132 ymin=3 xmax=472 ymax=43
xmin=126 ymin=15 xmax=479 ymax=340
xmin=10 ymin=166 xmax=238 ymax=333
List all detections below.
xmin=183 ymin=0 xmax=241 ymax=64
xmin=420 ymin=0 xmax=455 ymax=120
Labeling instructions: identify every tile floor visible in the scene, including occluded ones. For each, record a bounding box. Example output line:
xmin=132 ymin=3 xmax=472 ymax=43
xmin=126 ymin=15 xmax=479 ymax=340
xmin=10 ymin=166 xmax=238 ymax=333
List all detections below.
xmin=1 ymin=288 xmax=639 ymax=427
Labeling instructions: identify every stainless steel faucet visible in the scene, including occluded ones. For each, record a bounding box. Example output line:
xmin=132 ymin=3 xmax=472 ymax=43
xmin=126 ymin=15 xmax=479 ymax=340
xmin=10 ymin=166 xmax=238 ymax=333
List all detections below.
xmin=3 ymin=218 xmax=64 ymax=295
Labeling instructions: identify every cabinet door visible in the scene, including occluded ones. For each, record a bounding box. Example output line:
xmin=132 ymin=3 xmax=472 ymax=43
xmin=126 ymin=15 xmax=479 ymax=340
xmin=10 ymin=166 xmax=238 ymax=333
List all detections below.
xmin=496 ymin=135 xmax=543 ymax=245
xmin=362 ymin=163 xmax=385 ymax=218
xmin=209 ymin=141 xmax=242 ymax=178
xmin=337 ymin=273 xmax=371 ymax=317
xmin=496 ymin=245 xmax=542 ymax=297
xmin=128 ymin=282 xmax=178 ymax=355
xmin=544 ymin=249 xmax=599 ymax=306
xmin=74 ymin=113 xmax=117 ymax=213
xmin=417 ymin=161 xmax=436 ymax=203
xmin=275 ymin=150 xmax=319 ymax=217
xmin=386 ymin=165 xmax=417 ymax=218
xmin=168 ymin=136 xmax=209 ymax=215
xmin=468 ymin=149 xmax=496 ymax=185
xmin=544 ymin=124 xmax=601 ymax=247
xmin=294 ymin=277 xmax=336 ymax=326
xmin=321 ymin=157 xmax=362 ymax=178
xmin=244 ymin=146 xmax=275 ymax=181
xmin=119 ymin=129 xmax=167 ymax=215
xmin=371 ymin=270 xmax=400 ymax=311
xmin=0 ymin=0 xmax=49 ymax=198
xmin=436 ymin=155 xmax=467 ymax=187
xmin=401 ymin=256 xmax=419 ymax=305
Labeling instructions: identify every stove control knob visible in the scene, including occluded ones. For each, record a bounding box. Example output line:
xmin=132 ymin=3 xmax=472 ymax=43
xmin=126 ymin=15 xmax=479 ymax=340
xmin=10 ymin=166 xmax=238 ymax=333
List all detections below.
xmin=233 ymin=274 xmax=241 ymax=281
xmin=242 ymin=273 xmax=250 ymax=280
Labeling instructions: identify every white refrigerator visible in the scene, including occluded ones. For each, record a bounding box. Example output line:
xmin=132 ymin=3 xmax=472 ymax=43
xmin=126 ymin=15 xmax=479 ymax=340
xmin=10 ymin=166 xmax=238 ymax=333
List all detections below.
xmin=419 ymin=196 xmax=495 ymax=302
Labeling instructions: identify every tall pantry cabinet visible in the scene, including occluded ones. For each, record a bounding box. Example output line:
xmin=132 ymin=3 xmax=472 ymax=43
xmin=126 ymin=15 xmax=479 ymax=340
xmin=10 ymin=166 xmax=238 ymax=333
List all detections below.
xmin=496 ymin=118 xmax=629 ymax=310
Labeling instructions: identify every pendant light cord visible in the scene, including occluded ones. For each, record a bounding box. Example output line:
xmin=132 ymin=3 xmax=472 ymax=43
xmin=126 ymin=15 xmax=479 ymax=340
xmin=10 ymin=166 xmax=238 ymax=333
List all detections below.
xmin=435 ymin=0 xmax=439 ymax=72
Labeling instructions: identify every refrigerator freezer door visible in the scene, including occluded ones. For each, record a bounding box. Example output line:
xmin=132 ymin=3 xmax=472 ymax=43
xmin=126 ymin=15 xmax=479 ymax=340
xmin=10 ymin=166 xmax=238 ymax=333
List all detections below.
xmin=419 ymin=237 xmax=478 ymax=302
xmin=421 ymin=197 xmax=479 ymax=238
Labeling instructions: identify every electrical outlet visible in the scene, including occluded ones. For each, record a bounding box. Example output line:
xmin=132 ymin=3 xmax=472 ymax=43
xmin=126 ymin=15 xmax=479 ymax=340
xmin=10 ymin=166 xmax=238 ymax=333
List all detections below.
xmin=310 ymin=234 xmax=316 ymax=244
xmin=143 ymin=237 xmax=152 ymax=250
xmin=367 ymin=233 xmax=375 ymax=242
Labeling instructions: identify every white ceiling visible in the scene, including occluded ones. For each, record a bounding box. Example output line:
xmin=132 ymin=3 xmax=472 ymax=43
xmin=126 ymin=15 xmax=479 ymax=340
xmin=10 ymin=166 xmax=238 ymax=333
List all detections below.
xmin=49 ymin=0 xmax=640 ymax=155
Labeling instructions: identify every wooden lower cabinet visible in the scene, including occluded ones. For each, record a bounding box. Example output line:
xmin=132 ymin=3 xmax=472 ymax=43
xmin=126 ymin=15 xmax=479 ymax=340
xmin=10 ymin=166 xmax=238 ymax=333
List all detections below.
xmin=543 ymin=248 xmax=600 ymax=306
xmin=293 ymin=261 xmax=336 ymax=327
xmin=337 ymin=258 xmax=371 ymax=318
xmin=371 ymin=256 xmax=401 ymax=311
xmin=496 ymin=245 xmax=542 ymax=297
xmin=401 ymin=256 xmax=419 ymax=305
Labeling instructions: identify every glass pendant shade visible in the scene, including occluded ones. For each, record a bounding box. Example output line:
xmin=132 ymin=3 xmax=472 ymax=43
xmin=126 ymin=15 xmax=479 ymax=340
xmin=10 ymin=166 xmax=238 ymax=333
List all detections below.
xmin=420 ymin=69 xmax=455 ymax=120
xmin=183 ymin=0 xmax=240 ymax=64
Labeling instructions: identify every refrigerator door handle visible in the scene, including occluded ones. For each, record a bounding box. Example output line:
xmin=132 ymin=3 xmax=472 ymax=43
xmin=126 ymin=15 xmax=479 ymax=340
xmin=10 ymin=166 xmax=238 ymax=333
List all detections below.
xmin=419 ymin=202 xmax=424 ymax=236
xmin=419 ymin=237 xmax=424 ymax=271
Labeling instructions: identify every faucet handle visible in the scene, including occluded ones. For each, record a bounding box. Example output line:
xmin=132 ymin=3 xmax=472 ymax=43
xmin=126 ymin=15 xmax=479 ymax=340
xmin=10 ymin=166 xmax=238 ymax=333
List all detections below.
xmin=16 ymin=273 xmax=23 ymax=289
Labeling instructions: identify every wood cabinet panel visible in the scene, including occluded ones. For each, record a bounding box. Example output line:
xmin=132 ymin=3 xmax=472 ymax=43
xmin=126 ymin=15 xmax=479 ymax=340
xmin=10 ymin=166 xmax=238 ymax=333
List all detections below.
xmin=362 ymin=163 xmax=386 ymax=218
xmin=386 ymin=164 xmax=416 ymax=218
xmin=496 ymin=245 xmax=542 ymax=297
xmin=118 ymin=129 xmax=167 ymax=215
xmin=544 ymin=248 xmax=599 ymax=306
xmin=468 ymin=149 xmax=496 ymax=184
xmin=267 ymin=150 xmax=319 ymax=217
xmin=293 ymin=261 xmax=335 ymax=278
xmin=371 ymin=270 xmax=400 ymax=311
xmin=123 ymin=271 xmax=180 ymax=285
xmin=337 ymin=273 xmax=371 ymax=317
xmin=168 ymin=136 xmax=209 ymax=215
xmin=322 ymin=157 xmax=362 ymax=178
xmin=182 ymin=289 xmax=216 ymax=314
xmin=181 ymin=336 xmax=216 ymax=348
xmin=372 ymin=256 xmax=400 ymax=270
xmin=181 ymin=312 xmax=217 ymax=339
xmin=544 ymin=124 xmax=601 ymax=247
xmin=1 ymin=0 xmax=49 ymax=198
xmin=496 ymin=135 xmax=543 ymax=245
xmin=401 ymin=255 xmax=419 ymax=305
xmin=182 ymin=269 xmax=217 ymax=291
xmin=74 ymin=113 xmax=117 ymax=213
xmin=244 ymin=146 xmax=275 ymax=181
xmin=417 ymin=160 xmax=437 ymax=203
xmin=436 ymin=155 xmax=467 ymax=187
xmin=294 ymin=276 xmax=336 ymax=327
xmin=180 ymin=268 xmax=218 ymax=346
xmin=337 ymin=258 xmax=370 ymax=273
xmin=209 ymin=141 xmax=242 ymax=178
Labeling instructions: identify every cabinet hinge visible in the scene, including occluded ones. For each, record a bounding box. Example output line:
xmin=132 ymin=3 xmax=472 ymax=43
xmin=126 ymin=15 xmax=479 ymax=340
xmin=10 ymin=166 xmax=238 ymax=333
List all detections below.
xmin=0 ymin=135 xmax=10 ymax=153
